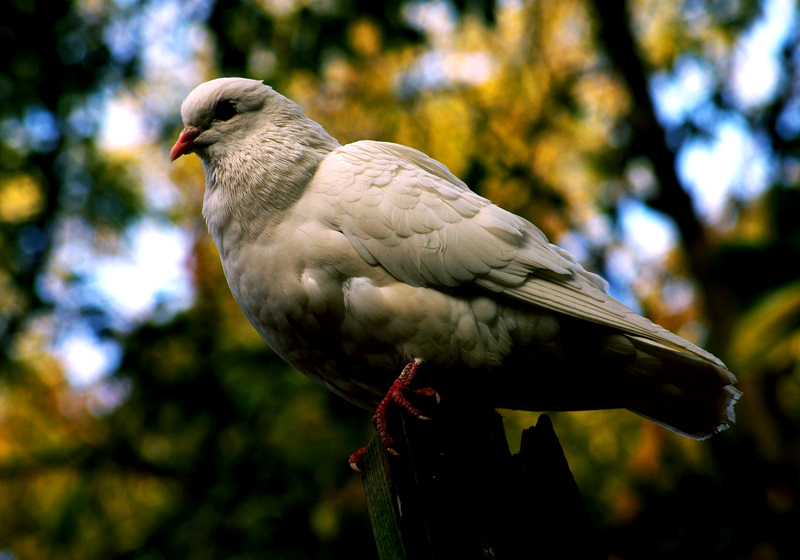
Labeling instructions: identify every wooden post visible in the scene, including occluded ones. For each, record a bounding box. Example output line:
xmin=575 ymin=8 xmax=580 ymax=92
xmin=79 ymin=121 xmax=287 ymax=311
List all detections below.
xmin=359 ymin=402 xmax=606 ymax=559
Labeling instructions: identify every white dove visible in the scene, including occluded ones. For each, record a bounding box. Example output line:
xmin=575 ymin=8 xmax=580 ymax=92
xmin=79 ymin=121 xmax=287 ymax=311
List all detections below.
xmin=170 ymin=78 xmax=740 ymax=468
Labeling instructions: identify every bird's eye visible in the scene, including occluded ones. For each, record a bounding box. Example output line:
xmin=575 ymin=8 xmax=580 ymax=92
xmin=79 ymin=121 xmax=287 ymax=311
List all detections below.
xmin=214 ymin=100 xmax=238 ymax=121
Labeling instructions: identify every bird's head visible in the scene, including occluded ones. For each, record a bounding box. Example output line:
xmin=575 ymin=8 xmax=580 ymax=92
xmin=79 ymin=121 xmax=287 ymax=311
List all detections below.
xmin=170 ymin=78 xmax=277 ymax=162
xmin=170 ymin=78 xmax=339 ymax=237
xmin=170 ymin=77 xmax=316 ymax=163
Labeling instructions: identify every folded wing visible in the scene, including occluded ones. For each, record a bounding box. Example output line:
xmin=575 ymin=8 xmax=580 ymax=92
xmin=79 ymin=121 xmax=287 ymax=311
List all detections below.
xmin=317 ymin=140 xmax=727 ymax=371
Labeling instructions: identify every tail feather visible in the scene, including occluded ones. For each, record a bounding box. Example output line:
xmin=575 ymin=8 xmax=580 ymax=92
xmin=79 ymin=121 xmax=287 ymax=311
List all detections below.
xmin=619 ymin=336 xmax=741 ymax=439
xmin=489 ymin=329 xmax=740 ymax=439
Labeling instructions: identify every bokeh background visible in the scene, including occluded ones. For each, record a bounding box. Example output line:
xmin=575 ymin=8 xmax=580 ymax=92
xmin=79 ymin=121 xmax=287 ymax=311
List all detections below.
xmin=2 ymin=0 xmax=800 ymax=558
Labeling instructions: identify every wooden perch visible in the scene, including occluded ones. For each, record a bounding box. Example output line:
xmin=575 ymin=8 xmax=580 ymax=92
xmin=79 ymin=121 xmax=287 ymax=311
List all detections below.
xmin=359 ymin=403 xmax=606 ymax=559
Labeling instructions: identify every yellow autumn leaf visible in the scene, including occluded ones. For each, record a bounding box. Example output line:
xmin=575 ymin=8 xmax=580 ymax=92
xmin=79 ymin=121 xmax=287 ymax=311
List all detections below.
xmin=0 ymin=174 xmax=44 ymax=223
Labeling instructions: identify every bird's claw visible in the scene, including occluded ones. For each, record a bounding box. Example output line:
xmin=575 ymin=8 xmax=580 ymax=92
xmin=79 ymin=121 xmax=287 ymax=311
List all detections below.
xmin=348 ymin=447 xmax=366 ymax=472
xmin=350 ymin=359 xmax=439 ymax=471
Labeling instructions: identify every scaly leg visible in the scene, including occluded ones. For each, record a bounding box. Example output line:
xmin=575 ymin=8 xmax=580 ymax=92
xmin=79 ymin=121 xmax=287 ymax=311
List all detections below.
xmin=349 ymin=359 xmax=440 ymax=472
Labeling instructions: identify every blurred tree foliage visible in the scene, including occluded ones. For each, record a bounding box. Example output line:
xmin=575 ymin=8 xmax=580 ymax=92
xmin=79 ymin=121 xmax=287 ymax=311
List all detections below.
xmin=2 ymin=0 xmax=800 ymax=558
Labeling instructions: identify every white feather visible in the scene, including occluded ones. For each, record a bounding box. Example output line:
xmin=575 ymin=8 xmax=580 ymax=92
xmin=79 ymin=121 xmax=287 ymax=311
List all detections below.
xmin=174 ymin=78 xmax=740 ymax=438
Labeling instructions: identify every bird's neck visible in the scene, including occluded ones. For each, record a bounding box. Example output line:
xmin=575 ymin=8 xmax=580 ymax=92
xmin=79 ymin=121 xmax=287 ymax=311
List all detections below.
xmin=201 ymin=129 xmax=339 ymax=258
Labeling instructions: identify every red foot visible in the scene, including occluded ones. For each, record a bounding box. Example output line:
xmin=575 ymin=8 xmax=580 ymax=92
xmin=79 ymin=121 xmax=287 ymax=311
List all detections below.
xmin=349 ymin=359 xmax=440 ymax=472
xmin=348 ymin=447 xmax=367 ymax=472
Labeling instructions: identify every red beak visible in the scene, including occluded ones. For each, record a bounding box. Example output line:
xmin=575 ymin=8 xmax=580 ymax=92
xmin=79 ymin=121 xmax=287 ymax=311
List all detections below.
xmin=170 ymin=127 xmax=201 ymax=162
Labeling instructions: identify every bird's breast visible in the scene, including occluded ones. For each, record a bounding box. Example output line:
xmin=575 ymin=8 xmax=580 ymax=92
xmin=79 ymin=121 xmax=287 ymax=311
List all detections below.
xmin=214 ymin=206 xmax=569 ymax=409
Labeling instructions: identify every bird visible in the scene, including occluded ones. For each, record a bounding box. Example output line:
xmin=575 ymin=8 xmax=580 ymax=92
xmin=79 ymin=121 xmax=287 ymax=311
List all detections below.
xmin=170 ymin=77 xmax=740 ymax=469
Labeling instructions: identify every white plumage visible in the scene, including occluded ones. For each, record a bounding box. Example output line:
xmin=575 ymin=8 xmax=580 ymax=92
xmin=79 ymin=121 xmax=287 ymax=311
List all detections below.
xmin=171 ymin=77 xmax=740 ymax=441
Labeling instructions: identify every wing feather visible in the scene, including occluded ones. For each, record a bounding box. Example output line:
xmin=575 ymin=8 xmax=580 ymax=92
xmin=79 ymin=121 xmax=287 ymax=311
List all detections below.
xmin=315 ymin=140 xmax=724 ymax=367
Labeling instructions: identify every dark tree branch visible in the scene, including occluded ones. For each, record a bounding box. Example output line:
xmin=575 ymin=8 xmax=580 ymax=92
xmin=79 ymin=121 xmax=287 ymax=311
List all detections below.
xmin=361 ymin=407 xmax=606 ymax=559
xmin=591 ymin=0 xmax=736 ymax=352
